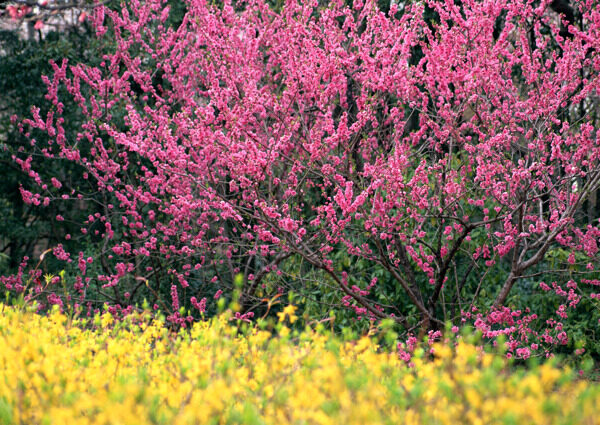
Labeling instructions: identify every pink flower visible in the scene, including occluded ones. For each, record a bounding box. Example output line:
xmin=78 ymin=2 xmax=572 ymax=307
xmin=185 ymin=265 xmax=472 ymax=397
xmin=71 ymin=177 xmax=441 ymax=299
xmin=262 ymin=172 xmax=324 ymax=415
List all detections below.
xmin=190 ymin=296 xmax=207 ymax=313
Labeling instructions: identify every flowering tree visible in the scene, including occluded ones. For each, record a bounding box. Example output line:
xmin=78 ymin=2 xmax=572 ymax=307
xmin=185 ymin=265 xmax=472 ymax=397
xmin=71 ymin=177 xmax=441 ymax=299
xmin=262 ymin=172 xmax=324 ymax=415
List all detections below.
xmin=8 ymin=0 xmax=600 ymax=354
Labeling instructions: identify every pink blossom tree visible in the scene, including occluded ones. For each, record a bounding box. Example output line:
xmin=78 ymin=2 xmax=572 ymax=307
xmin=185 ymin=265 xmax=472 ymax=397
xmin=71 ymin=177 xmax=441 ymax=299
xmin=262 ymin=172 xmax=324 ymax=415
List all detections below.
xmin=8 ymin=0 xmax=600 ymax=352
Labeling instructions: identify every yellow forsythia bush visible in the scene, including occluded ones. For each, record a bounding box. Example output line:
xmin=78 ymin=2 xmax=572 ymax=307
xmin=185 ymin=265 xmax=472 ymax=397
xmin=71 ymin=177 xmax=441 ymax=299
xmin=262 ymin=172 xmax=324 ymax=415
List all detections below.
xmin=0 ymin=303 xmax=599 ymax=425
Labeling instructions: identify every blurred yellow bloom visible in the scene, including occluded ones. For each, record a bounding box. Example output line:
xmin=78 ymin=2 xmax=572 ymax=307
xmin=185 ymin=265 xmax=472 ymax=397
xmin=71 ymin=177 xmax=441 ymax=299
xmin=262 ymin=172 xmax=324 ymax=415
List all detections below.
xmin=277 ymin=304 xmax=298 ymax=323
xmin=0 ymin=303 xmax=598 ymax=425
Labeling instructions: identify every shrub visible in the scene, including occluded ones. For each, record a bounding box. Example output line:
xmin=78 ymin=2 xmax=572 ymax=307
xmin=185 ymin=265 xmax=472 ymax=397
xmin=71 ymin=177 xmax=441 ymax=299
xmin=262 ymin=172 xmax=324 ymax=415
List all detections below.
xmin=0 ymin=302 xmax=599 ymax=424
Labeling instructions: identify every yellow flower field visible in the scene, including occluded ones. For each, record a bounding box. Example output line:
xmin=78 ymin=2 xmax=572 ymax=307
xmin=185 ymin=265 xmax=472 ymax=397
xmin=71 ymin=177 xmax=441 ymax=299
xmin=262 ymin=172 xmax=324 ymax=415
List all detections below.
xmin=0 ymin=303 xmax=598 ymax=425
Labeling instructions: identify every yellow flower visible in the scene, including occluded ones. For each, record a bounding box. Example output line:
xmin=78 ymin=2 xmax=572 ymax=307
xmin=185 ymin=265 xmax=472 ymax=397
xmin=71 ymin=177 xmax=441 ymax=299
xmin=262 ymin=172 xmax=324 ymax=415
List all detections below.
xmin=0 ymin=302 xmax=599 ymax=425
xmin=100 ymin=312 xmax=113 ymax=328
xmin=277 ymin=304 xmax=298 ymax=323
